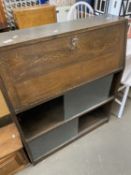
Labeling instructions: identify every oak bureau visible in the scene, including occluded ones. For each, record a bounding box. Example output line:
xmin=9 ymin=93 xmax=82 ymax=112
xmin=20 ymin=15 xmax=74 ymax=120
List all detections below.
xmin=0 ymin=15 xmax=127 ymax=164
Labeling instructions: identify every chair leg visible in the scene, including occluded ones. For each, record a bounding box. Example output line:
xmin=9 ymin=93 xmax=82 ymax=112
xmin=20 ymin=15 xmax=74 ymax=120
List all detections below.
xmin=118 ymin=86 xmax=130 ymax=118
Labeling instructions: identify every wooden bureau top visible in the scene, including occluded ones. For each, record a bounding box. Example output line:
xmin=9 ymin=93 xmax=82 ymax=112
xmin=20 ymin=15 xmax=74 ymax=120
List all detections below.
xmin=0 ymin=15 xmax=127 ymax=113
xmin=0 ymin=15 xmax=127 ymax=49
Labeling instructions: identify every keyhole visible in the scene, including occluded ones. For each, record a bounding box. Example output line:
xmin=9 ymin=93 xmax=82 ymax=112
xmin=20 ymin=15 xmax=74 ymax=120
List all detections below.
xmin=71 ymin=37 xmax=79 ymax=50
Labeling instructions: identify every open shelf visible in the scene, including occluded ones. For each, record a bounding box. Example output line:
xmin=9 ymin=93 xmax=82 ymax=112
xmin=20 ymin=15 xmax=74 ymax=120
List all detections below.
xmin=18 ymin=96 xmax=64 ymax=141
xmin=65 ymin=96 xmax=114 ymax=120
xmin=15 ymin=72 xmax=120 ymax=163
xmin=79 ymin=105 xmax=109 ymax=134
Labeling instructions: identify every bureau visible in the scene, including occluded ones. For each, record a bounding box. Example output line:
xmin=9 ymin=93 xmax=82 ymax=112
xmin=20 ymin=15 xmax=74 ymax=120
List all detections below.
xmin=0 ymin=15 xmax=127 ymax=164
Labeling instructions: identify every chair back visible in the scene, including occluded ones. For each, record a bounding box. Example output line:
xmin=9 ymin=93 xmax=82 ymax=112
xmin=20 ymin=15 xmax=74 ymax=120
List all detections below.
xmin=0 ymin=0 xmax=7 ymax=26
xmin=67 ymin=1 xmax=94 ymax=21
xmin=13 ymin=5 xmax=57 ymax=29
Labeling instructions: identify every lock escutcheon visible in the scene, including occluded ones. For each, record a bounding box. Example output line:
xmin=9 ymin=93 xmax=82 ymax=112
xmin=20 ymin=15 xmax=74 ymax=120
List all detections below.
xmin=71 ymin=36 xmax=79 ymax=50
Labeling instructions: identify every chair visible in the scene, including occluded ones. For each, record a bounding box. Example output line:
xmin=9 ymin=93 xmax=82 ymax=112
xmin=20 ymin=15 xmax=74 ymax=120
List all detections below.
xmin=115 ymin=39 xmax=131 ymax=118
xmin=0 ymin=0 xmax=7 ymax=26
xmin=13 ymin=5 xmax=57 ymax=29
xmin=67 ymin=1 xmax=94 ymax=21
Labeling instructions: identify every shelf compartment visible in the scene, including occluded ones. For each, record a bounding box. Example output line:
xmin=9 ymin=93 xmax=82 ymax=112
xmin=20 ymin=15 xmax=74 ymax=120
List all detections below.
xmin=18 ymin=96 xmax=64 ymax=140
xmin=64 ymin=74 xmax=113 ymax=119
xmin=79 ymin=106 xmax=109 ymax=134
xmin=28 ymin=118 xmax=78 ymax=162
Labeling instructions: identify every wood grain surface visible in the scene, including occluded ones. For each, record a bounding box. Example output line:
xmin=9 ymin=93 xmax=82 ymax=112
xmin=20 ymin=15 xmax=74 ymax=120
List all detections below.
xmin=0 ymin=15 xmax=127 ymax=164
xmin=0 ymin=0 xmax=7 ymax=26
xmin=0 ymin=123 xmax=22 ymax=159
xmin=0 ymin=150 xmax=28 ymax=175
xmin=0 ymin=90 xmax=10 ymax=118
xmin=0 ymin=20 xmax=127 ymax=113
xmin=13 ymin=5 xmax=57 ymax=29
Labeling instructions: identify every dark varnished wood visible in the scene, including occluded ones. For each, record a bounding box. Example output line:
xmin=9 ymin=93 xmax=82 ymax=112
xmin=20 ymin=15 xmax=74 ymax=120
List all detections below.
xmin=0 ymin=15 xmax=127 ymax=48
xmin=0 ymin=16 xmax=127 ymax=113
xmin=0 ymin=15 xmax=127 ymax=164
